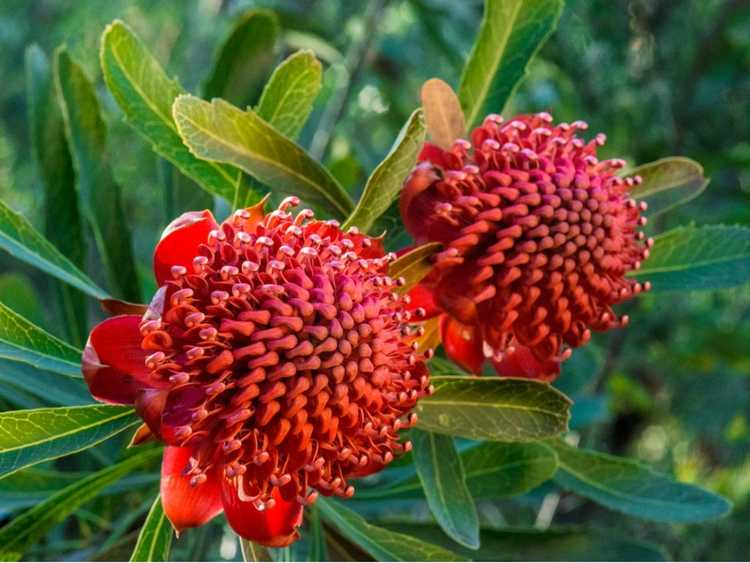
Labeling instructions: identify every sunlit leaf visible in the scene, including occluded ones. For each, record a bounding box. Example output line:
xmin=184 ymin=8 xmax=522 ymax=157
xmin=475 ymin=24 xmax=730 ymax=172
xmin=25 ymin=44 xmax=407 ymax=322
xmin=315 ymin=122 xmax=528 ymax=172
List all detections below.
xmin=416 ymin=377 xmax=571 ymax=442
xmin=358 ymin=441 xmax=557 ymax=500
xmin=458 ymin=0 xmax=564 ymax=126
xmin=551 ymin=439 xmax=732 ymax=523
xmin=0 ymin=301 xmax=82 ymax=378
xmin=0 ymin=404 xmax=140 ymax=479
xmin=100 ymin=20 xmax=244 ymax=201
xmin=411 ymin=429 xmax=479 ymax=549
xmin=173 ymin=96 xmax=353 ymax=219
xmin=203 ymin=9 xmax=279 ymax=107
xmin=317 ymin=497 xmax=467 ymax=561
xmin=382 ymin=523 xmax=668 ymax=561
xmin=0 ymin=447 xmax=161 ymax=560
xmin=421 ymin=78 xmax=465 ymax=149
xmin=256 ymin=50 xmax=323 ymax=140
xmin=628 ymin=157 xmax=708 ymax=218
xmin=0 ymin=199 xmax=107 ymax=300
xmin=55 ymin=47 xmax=141 ymax=302
xmin=389 ymin=242 xmax=441 ymax=294
xmin=25 ymin=44 xmax=87 ymax=345
xmin=344 ymin=109 xmax=426 ymax=232
xmin=130 ymin=495 xmax=173 ymax=562
xmin=630 ymin=225 xmax=750 ymax=291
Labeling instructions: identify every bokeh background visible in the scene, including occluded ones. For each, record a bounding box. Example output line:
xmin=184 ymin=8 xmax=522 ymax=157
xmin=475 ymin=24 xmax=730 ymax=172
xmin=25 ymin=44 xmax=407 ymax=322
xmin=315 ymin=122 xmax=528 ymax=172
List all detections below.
xmin=0 ymin=0 xmax=748 ymax=560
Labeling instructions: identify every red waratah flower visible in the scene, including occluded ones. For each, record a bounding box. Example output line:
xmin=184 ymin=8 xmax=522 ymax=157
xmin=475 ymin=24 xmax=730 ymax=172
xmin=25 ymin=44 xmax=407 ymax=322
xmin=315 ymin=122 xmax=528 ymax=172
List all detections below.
xmin=401 ymin=112 xmax=652 ymax=381
xmin=82 ymin=197 xmax=431 ymax=546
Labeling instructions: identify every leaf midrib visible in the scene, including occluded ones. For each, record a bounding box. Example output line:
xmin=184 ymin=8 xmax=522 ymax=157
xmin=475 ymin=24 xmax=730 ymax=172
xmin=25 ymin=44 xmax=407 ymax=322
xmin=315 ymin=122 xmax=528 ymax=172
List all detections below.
xmin=260 ymin=54 xmax=317 ymax=129
xmin=0 ymin=407 xmax=135 ymax=453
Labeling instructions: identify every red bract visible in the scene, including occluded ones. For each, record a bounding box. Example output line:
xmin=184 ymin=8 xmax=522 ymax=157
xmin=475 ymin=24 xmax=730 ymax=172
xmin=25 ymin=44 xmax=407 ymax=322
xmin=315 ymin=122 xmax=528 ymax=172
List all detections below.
xmin=82 ymin=197 xmax=431 ymax=546
xmin=401 ymin=112 xmax=652 ymax=380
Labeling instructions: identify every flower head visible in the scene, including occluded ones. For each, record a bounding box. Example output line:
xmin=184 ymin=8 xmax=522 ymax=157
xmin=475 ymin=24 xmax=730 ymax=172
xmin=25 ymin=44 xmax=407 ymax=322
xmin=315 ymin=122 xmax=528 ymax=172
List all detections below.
xmin=83 ymin=198 xmax=431 ymax=546
xmin=401 ymin=112 xmax=652 ymax=379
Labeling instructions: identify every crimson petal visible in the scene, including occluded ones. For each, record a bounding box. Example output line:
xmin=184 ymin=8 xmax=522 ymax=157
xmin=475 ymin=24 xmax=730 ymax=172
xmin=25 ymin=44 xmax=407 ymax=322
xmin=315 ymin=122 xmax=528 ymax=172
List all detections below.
xmin=492 ymin=345 xmax=560 ymax=382
xmin=221 ymin=478 xmax=303 ymax=547
xmin=153 ymin=210 xmax=218 ymax=286
xmin=161 ymin=446 xmax=223 ymax=532
xmin=406 ymin=281 xmax=442 ymax=320
xmin=82 ymin=315 xmax=151 ymax=404
xmin=440 ymin=315 xmax=485 ymax=374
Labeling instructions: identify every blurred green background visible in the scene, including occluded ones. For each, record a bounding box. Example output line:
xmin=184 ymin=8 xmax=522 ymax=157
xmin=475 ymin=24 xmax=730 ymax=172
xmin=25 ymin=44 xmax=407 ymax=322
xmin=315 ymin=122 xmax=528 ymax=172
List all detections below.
xmin=0 ymin=0 xmax=748 ymax=560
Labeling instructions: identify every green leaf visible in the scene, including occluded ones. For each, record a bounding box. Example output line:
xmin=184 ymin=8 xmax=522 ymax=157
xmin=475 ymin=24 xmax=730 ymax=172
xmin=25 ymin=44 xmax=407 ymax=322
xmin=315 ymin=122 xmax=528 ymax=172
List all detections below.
xmin=389 ymin=242 xmax=441 ymax=294
xmin=256 ymin=50 xmax=323 ymax=141
xmin=0 ymin=468 xmax=158 ymax=512
xmin=25 ymin=45 xmax=87 ymax=345
xmin=411 ymin=429 xmax=479 ymax=549
xmin=415 ymin=377 xmax=571 ymax=442
xmin=240 ymin=539 xmax=271 ymax=562
xmin=307 ymin=504 xmax=328 ymax=562
xmin=344 ymin=109 xmax=426 ymax=233
xmin=0 ymin=447 xmax=161 ymax=560
xmin=317 ymin=497 xmax=467 ymax=561
xmin=421 ymin=78 xmax=466 ymax=150
xmin=130 ymin=495 xmax=173 ymax=562
xmin=0 ymin=359 xmax=89 ymax=407
xmin=100 ymin=20 xmax=244 ymax=202
xmin=0 ymin=198 xmax=108 ymax=300
xmin=0 ymin=301 xmax=82 ymax=378
xmin=550 ymin=439 xmax=732 ymax=523
xmin=381 ymin=524 xmax=668 ymax=561
xmin=55 ymin=47 xmax=141 ymax=302
xmin=357 ymin=441 xmax=558 ymax=500
xmin=630 ymin=225 xmax=750 ymax=291
xmin=173 ymin=95 xmax=353 ymax=220
xmin=458 ymin=0 xmax=564 ymax=127
xmin=628 ymin=157 xmax=708 ymax=218
xmin=203 ymin=9 xmax=279 ymax=107
xmin=0 ymin=404 xmax=140 ymax=479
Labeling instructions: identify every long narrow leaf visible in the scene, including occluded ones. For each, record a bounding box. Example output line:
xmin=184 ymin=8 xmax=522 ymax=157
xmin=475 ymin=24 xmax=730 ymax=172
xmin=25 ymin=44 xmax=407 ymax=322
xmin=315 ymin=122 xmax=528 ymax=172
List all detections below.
xmin=458 ymin=0 xmax=563 ymax=127
xmin=100 ymin=20 xmax=244 ymax=201
xmin=55 ymin=47 xmax=141 ymax=302
xmin=411 ymin=429 xmax=479 ymax=549
xmin=317 ymin=497 xmax=466 ymax=561
xmin=0 ymin=301 xmax=82 ymax=377
xmin=25 ymin=45 xmax=87 ymax=345
xmin=550 ymin=439 xmax=731 ymax=523
xmin=256 ymin=50 xmax=323 ymax=140
xmin=344 ymin=109 xmax=425 ymax=232
xmin=130 ymin=495 xmax=173 ymax=562
xmin=0 ymin=199 xmax=107 ymax=300
xmin=173 ymin=96 xmax=353 ymax=219
xmin=0 ymin=448 xmax=161 ymax=560
xmin=0 ymin=404 xmax=139 ymax=479
xmin=358 ymin=441 xmax=558 ymax=500
xmin=204 ymin=9 xmax=279 ymax=107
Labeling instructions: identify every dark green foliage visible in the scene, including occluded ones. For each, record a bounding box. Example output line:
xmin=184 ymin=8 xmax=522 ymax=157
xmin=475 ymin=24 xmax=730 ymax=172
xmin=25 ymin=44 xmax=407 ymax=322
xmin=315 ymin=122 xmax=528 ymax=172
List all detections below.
xmin=0 ymin=0 xmax=747 ymax=560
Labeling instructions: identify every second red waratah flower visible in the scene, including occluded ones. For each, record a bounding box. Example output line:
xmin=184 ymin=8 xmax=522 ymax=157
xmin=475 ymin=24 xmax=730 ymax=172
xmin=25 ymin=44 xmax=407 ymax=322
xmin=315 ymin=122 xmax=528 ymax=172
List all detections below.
xmin=401 ymin=112 xmax=652 ymax=380
xmin=82 ymin=197 xmax=431 ymax=546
